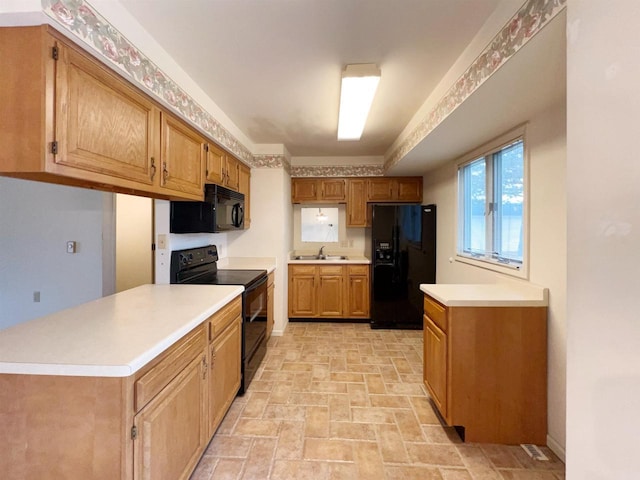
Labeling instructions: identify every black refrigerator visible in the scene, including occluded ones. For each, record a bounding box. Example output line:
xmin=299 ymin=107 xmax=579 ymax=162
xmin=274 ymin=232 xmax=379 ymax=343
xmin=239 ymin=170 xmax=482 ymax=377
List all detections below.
xmin=370 ymin=204 xmax=436 ymax=329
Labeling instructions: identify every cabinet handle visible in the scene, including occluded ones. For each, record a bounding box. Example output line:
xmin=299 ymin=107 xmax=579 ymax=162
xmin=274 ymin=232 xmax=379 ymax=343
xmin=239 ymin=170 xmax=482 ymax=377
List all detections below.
xmin=202 ymin=355 xmax=207 ymax=379
xmin=162 ymin=162 xmax=169 ymax=183
xmin=150 ymin=157 xmax=157 ymax=180
xmin=210 ymin=347 xmax=216 ymax=369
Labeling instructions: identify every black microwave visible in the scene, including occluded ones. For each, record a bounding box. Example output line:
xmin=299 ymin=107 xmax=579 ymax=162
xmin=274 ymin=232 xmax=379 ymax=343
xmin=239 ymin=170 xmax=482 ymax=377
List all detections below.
xmin=170 ymin=184 xmax=244 ymax=233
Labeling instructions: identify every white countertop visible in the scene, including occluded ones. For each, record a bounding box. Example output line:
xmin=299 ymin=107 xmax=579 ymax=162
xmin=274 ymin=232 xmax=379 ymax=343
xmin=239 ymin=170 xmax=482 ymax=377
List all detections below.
xmin=217 ymin=256 xmax=277 ymax=273
xmin=420 ymin=283 xmax=548 ymax=307
xmin=287 ymin=255 xmax=370 ymax=265
xmin=0 ymin=284 xmax=243 ymax=377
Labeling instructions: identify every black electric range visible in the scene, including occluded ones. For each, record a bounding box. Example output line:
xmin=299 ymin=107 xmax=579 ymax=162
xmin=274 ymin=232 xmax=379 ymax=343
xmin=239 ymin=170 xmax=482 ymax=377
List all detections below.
xmin=170 ymin=245 xmax=268 ymax=394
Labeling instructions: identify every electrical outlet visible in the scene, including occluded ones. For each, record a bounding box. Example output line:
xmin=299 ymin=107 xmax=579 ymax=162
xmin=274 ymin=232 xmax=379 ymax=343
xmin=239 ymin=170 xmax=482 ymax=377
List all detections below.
xmin=157 ymin=234 xmax=167 ymax=250
xmin=66 ymin=241 xmax=76 ymax=254
xmin=33 ymin=291 xmax=40 ymax=302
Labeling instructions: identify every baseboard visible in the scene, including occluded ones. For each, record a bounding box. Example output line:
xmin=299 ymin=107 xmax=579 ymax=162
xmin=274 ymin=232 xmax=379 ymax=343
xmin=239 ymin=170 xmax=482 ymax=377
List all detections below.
xmin=271 ymin=329 xmax=285 ymax=337
xmin=546 ymin=434 xmax=566 ymax=463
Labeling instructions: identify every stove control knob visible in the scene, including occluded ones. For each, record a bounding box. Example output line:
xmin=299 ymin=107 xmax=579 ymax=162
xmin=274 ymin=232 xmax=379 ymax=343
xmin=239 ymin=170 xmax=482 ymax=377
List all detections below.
xmin=180 ymin=254 xmax=188 ymax=265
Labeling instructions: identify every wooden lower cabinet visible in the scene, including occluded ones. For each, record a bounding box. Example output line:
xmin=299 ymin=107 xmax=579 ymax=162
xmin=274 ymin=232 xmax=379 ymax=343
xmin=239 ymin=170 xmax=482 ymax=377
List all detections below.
xmin=0 ymin=295 xmax=244 ymax=479
xmin=288 ymin=264 xmax=370 ymax=319
xmin=134 ymin=353 xmax=208 ymax=480
xmin=422 ymin=294 xmax=547 ymax=444
xmin=317 ymin=266 xmax=344 ymax=317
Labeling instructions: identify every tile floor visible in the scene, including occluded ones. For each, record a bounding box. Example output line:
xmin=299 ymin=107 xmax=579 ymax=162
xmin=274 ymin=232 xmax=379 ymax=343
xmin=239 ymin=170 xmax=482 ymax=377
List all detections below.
xmin=191 ymin=322 xmax=565 ymax=480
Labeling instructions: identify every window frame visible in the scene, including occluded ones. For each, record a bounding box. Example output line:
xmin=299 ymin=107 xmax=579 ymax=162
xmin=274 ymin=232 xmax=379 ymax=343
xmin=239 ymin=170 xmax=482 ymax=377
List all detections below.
xmin=455 ymin=125 xmax=529 ymax=279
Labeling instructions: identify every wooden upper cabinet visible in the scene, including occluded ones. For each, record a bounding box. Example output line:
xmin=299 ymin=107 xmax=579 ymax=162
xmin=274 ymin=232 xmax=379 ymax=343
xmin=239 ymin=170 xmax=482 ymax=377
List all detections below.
xmin=320 ymin=179 xmax=346 ymax=201
xmin=238 ymin=163 xmax=251 ymax=228
xmin=205 ymin=143 xmax=225 ymax=185
xmin=347 ymin=179 xmax=368 ymax=227
xmin=291 ymin=178 xmax=346 ymax=203
xmin=205 ymin=143 xmax=240 ymax=191
xmin=54 ymin=41 xmax=159 ymax=186
xmin=291 ymin=178 xmax=319 ymax=203
xmin=160 ymin=113 xmax=205 ymax=200
xmin=367 ymin=178 xmax=395 ymax=201
xmin=368 ymin=177 xmax=423 ymax=202
xmin=225 ymin=155 xmax=240 ymax=191
xmin=396 ymin=177 xmax=423 ymax=201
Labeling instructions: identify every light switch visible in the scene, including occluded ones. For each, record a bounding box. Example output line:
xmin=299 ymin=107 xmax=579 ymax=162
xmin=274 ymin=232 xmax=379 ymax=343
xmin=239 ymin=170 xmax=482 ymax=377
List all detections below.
xmin=66 ymin=241 xmax=76 ymax=254
xmin=157 ymin=234 xmax=167 ymax=250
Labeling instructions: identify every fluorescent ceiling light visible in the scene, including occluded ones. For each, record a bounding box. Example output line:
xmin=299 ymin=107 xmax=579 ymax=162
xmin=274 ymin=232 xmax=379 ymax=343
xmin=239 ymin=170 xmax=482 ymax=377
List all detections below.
xmin=337 ymin=64 xmax=381 ymax=141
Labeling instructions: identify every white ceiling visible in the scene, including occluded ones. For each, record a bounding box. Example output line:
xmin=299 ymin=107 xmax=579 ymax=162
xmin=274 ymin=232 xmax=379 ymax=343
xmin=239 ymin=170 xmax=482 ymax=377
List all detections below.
xmin=118 ymin=0 xmax=504 ymax=157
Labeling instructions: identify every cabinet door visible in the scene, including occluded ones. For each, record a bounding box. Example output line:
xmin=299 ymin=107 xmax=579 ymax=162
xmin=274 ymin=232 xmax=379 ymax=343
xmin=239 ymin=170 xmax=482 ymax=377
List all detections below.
xmin=288 ymin=266 xmax=316 ymax=317
xmin=55 ymin=42 xmax=158 ymax=187
xmin=160 ymin=114 xmax=205 ymax=200
xmin=347 ymin=267 xmax=370 ymax=318
xmin=367 ymin=178 xmax=394 ymax=201
xmin=225 ymin=155 xmax=240 ymax=191
xmin=134 ymin=353 xmax=207 ymax=480
xmin=347 ymin=179 xmax=368 ymax=227
xmin=317 ymin=266 xmax=344 ymax=317
xmin=208 ymin=318 xmax=242 ymax=436
xmin=423 ymin=315 xmax=447 ymax=418
xmin=396 ymin=177 xmax=423 ymax=202
xmin=320 ymin=178 xmax=346 ymax=202
xmin=205 ymin=143 xmax=225 ymax=185
xmin=291 ymin=178 xmax=318 ymax=203
xmin=238 ymin=163 xmax=251 ymax=228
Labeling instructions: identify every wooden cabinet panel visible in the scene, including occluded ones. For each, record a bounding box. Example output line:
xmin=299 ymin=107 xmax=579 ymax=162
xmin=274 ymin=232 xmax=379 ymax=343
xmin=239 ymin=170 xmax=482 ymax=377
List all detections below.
xmin=238 ymin=162 xmax=251 ymax=228
xmin=396 ymin=177 xmax=423 ymax=201
xmin=347 ymin=179 xmax=368 ymax=227
xmin=291 ymin=178 xmax=319 ymax=203
xmin=288 ymin=264 xmax=370 ymax=319
xmin=320 ymin=179 xmax=346 ymax=201
xmin=205 ymin=143 xmax=225 ymax=185
xmin=367 ymin=178 xmax=395 ymax=201
xmin=422 ymin=294 xmax=548 ymax=444
xmin=134 ymin=354 xmax=207 ymax=480
xmin=208 ymin=318 xmax=242 ymax=436
xmin=135 ymin=327 xmax=206 ymax=412
xmin=346 ymin=265 xmax=370 ymax=318
xmin=317 ymin=269 xmax=343 ymax=317
xmin=55 ymin=43 xmax=158 ymax=186
xmin=267 ymin=272 xmax=275 ymax=338
xmin=225 ymin=155 xmax=240 ymax=191
xmin=288 ymin=265 xmax=316 ymax=317
xmin=423 ymin=314 xmax=447 ymax=418
xmin=160 ymin=114 xmax=205 ymax=199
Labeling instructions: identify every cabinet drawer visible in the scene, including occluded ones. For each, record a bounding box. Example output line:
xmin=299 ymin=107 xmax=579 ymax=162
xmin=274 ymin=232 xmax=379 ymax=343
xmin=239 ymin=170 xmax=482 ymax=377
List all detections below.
xmin=135 ymin=325 xmax=206 ymax=412
xmin=348 ymin=264 xmax=369 ymax=276
xmin=424 ymin=295 xmax=447 ymax=332
xmin=290 ymin=265 xmax=316 ymax=276
xmin=209 ymin=296 xmax=242 ymax=341
xmin=318 ymin=265 xmax=343 ymax=276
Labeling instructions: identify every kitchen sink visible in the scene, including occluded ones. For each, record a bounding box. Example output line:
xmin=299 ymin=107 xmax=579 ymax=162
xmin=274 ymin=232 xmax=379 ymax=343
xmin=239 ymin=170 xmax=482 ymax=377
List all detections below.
xmin=291 ymin=254 xmax=348 ymax=261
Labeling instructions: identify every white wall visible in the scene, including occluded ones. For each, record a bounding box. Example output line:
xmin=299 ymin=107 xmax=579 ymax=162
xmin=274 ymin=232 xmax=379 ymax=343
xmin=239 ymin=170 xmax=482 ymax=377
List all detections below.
xmin=422 ymin=101 xmax=567 ymax=456
xmin=226 ymin=168 xmax=292 ymax=335
xmin=0 ymin=177 xmax=105 ymax=330
xmin=566 ymin=1 xmax=640 ymax=478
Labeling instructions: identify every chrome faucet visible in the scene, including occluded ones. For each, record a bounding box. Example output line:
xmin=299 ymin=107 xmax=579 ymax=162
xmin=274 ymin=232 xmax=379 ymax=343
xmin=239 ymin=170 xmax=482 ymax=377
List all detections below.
xmin=318 ymin=246 xmax=326 ymax=258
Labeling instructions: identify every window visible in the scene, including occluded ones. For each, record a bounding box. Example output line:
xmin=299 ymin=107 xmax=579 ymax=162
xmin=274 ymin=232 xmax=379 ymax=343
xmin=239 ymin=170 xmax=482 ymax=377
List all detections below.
xmin=301 ymin=207 xmax=339 ymax=242
xmin=457 ymin=131 xmax=527 ymax=276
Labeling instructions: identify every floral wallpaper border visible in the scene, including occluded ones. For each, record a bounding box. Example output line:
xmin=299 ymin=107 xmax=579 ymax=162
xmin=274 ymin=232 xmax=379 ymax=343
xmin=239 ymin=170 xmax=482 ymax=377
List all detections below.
xmin=385 ymin=0 xmax=567 ymax=171
xmin=253 ymin=155 xmax=291 ymax=173
xmin=291 ymin=165 xmax=384 ymax=178
xmin=41 ymin=0 xmax=565 ymax=173
xmin=42 ymin=0 xmax=256 ymax=166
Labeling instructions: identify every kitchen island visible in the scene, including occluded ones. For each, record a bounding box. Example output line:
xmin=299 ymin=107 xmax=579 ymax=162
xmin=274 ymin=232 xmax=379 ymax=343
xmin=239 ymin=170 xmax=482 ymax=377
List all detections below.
xmin=0 ymin=284 xmax=244 ymax=480
xmin=420 ymin=283 xmax=548 ymax=445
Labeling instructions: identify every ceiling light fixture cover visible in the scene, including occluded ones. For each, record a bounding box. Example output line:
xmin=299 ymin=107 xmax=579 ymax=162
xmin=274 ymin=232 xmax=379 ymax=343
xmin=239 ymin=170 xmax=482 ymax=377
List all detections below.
xmin=337 ymin=63 xmax=381 ymax=141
